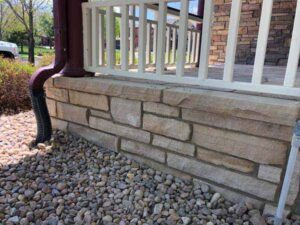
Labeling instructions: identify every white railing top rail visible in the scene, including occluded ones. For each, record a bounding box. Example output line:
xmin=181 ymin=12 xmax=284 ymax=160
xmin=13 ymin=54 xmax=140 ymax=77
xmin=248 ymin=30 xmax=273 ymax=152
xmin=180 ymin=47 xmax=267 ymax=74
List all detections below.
xmin=146 ymin=3 xmax=202 ymax=23
xmin=98 ymin=9 xmax=202 ymax=33
xmin=87 ymin=0 xmax=202 ymax=23
xmin=82 ymin=0 xmax=300 ymax=98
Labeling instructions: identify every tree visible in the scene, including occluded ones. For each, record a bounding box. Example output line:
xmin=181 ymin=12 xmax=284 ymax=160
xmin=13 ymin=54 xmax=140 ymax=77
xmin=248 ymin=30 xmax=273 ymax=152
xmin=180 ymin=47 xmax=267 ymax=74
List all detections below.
xmin=38 ymin=12 xmax=54 ymax=48
xmin=0 ymin=1 xmax=12 ymax=40
xmin=8 ymin=30 xmax=27 ymax=53
xmin=4 ymin=0 xmax=50 ymax=64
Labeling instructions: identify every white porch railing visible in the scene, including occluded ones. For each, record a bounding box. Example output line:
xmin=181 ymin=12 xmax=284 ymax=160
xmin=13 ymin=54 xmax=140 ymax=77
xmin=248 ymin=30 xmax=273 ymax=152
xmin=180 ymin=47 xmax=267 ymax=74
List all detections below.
xmin=103 ymin=9 xmax=201 ymax=67
xmin=82 ymin=0 xmax=300 ymax=97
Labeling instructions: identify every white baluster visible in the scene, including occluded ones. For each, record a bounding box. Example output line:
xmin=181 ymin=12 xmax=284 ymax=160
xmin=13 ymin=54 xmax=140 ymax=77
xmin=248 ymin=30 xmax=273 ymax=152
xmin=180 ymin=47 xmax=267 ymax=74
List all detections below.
xmin=92 ymin=7 xmax=99 ymax=68
xmin=82 ymin=6 xmax=91 ymax=68
xmin=195 ymin=31 xmax=201 ymax=64
xmin=198 ymin=0 xmax=214 ymax=79
xmin=176 ymin=0 xmax=189 ymax=77
xmin=153 ymin=23 xmax=157 ymax=64
xmin=171 ymin=27 xmax=177 ymax=64
xmin=129 ymin=5 xmax=135 ymax=66
xmin=166 ymin=26 xmax=171 ymax=64
xmin=252 ymin=0 xmax=274 ymax=84
xmin=99 ymin=13 xmax=105 ymax=66
xmin=106 ymin=6 xmax=116 ymax=69
xmin=223 ymin=0 xmax=242 ymax=82
xmin=284 ymin=0 xmax=300 ymax=87
xmin=138 ymin=3 xmax=147 ymax=73
xmin=191 ymin=31 xmax=197 ymax=63
xmin=156 ymin=2 xmax=167 ymax=75
xmin=187 ymin=31 xmax=192 ymax=63
xmin=146 ymin=22 xmax=151 ymax=65
xmin=121 ymin=5 xmax=129 ymax=71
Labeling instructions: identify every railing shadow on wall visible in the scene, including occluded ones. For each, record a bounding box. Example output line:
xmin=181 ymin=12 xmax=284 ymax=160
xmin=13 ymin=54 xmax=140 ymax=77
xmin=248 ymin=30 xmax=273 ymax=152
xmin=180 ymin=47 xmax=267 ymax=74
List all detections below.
xmin=82 ymin=0 xmax=300 ymax=97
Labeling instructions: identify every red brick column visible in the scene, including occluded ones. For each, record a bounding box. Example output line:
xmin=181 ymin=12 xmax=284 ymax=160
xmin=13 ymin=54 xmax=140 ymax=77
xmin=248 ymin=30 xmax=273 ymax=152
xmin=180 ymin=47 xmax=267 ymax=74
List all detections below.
xmin=210 ymin=0 xmax=297 ymax=66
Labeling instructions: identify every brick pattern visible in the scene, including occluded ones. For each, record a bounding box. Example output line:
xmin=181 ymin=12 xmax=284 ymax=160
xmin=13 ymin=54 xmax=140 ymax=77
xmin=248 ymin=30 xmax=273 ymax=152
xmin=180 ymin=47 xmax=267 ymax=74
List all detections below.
xmin=211 ymin=0 xmax=297 ymax=66
xmin=46 ymin=77 xmax=300 ymax=212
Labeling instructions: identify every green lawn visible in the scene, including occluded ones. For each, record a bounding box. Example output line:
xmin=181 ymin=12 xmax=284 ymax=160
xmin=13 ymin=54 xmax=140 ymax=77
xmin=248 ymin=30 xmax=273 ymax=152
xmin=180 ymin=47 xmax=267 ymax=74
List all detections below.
xmin=19 ymin=46 xmax=54 ymax=60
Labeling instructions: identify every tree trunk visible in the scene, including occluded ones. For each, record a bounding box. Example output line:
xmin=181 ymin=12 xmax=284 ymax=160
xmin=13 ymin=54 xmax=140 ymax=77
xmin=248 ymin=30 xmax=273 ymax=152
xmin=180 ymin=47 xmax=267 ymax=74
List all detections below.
xmin=28 ymin=32 xmax=35 ymax=64
xmin=0 ymin=5 xmax=3 ymax=40
xmin=28 ymin=0 xmax=35 ymax=64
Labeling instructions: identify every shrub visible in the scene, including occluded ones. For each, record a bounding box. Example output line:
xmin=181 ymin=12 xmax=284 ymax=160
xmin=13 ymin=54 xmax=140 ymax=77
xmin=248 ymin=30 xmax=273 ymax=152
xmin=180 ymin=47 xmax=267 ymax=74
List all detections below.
xmin=0 ymin=58 xmax=35 ymax=114
xmin=38 ymin=54 xmax=54 ymax=67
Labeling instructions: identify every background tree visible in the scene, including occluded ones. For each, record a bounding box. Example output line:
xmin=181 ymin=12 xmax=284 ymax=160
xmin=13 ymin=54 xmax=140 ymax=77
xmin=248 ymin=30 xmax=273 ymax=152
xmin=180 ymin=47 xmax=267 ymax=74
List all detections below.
xmin=38 ymin=12 xmax=54 ymax=48
xmin=0 ymin=1 xmax=12 ymax=40
xmin=4 ymin=0 xmax=50 ymax=64
xmin=8 ymin=30 xmax=27 ymax=53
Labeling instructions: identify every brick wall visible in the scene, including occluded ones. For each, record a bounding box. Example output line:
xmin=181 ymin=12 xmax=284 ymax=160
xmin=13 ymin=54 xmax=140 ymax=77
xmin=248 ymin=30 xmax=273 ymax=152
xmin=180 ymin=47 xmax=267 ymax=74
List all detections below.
xmin=210 ymin=0 xmax=297 ymax=66
xmin=45 ymin=76 xmax=300 ymax=214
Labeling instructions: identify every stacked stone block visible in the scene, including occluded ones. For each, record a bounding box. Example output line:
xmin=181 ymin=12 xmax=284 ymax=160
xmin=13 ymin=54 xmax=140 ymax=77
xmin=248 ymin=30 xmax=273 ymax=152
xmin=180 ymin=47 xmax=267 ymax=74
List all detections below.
xmin=45 ymin=76 xmax=300 ymax=213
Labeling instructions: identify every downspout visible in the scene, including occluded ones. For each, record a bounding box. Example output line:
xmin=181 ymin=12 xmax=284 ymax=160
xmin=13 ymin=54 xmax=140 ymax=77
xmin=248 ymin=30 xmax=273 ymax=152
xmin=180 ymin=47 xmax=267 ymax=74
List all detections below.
xmin=29 ymin=0 xmax=67 ymax=144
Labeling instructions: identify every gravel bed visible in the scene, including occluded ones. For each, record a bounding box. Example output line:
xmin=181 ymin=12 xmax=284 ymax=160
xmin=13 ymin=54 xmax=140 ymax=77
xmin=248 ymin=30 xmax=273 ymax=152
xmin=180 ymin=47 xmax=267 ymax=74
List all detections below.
xmin=0 ymin=111 xmax=36 ymax=166
xmin=1 ymin=111 xmax=300 ymax=225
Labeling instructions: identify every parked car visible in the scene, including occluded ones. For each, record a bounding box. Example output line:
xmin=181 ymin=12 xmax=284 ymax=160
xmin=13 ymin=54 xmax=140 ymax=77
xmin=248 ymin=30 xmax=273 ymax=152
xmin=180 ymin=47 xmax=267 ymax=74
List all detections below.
xmin=0 ymin=41 xmax=19 ymax=59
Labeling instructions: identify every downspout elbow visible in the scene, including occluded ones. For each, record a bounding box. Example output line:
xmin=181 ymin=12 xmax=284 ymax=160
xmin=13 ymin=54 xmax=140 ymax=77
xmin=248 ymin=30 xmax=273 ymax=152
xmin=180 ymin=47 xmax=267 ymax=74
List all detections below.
xmin=29 ymin=0 xmax=67 ymax=144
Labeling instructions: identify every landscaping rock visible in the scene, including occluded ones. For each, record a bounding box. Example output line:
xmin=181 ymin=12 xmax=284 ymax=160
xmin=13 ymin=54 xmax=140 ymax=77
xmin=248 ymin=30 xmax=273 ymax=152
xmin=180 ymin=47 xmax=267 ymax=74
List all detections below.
xmin=0 ymin=111 xmax=299 ymax=225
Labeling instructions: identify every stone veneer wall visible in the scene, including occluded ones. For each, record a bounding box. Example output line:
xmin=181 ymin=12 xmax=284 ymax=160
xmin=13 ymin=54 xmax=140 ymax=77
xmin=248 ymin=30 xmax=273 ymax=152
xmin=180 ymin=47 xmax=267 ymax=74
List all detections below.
xmin=45 ymin=76 xmax=300 ymax=214
xmin=210 ymin=0 xmax=297 ymax=65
